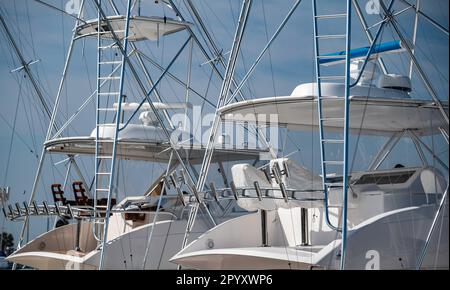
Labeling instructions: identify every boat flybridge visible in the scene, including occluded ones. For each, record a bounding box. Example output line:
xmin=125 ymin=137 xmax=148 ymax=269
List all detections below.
xmin=4 ymin=5 xmax=269 ymax=270
xmin=170 ymin=49 xmax=449 ymax=269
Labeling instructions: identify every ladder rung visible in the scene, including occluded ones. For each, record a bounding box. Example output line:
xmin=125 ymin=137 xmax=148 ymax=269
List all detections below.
xmin=317 ymin=55 xmax=346 ymax=59
xmin=96 ymin=155 xmax=113 ymax=159
xmin=96 ymin=172 xmax=111 ymax=175
xmin=322 ymin=139 xmax=344 ymax=144
xmin=96 ymin=188 xmax=110 ymax=192
xmin=318 ymin=76 xmax=346 ymax=80
xmin=316 ymin=34 xmax=346 ymax=39
xmin=323 ymin=161 xmax=344 ymax=165
xmin=325 ymin=182 xmax=344 ymax=187
xmin=319 ymin=96 xmax=346 ymax=100
xmin=320 ymin=117 xmax=345 ymax=121
xmin=315 ymin=13 xmax=347 ymax=19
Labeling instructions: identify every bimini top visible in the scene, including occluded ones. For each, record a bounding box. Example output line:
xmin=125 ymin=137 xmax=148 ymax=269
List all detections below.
xmin=219 ymin=83 xmax=449 ymax=136
xmin=76 ymin=16 xmax=191 ymax=41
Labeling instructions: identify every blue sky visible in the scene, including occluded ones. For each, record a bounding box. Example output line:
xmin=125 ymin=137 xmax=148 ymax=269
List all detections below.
xmin=0 ymin=0 xmax=448 ymax=245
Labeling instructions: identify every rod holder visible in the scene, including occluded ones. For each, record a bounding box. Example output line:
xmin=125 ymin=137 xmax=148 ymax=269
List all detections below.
xmin=209 ymin=182 xmax=219 ymax=202
xmin=282 ymin=160 xmax=290 ymax=177
xmin=67 ymin=204 xmax=74 ymax=219
xmin=22 ymin=202 xmax=30 ymax=215
xmin=178 ymin=169 xmax=186 ymax=185
xmin=42 ymin=201 xmax=49 ymax=214
xmin=262 ymin=166 xmax=271 ymax=182
xmin=169 ymin=173 xmax=186 ymax=207
xmin=230 ymin=181 xmax=239 ymax=201
xmin=272 ymin=163 xmax=282 ymax=184
xmin=253 ymin=181 xmax=263 ymax=201
xmin=261 ymin=209 xmax=268 ymax=247
xmin=181 ymin=169 xmax=200 ymax=203
xmin=163 ymin=176 xmax=171 ymax=190
xmin=15 ymin=203 xmax=22 ymax=217
xmin=279 ymin=182 xmax=289 ymax=203
xmin=32 ymin=201 xmax=40 ymax=215
xmin=54 ymin=203 xmax=61 ymax=216
xmin=8 ymin=205 xmax=14 ymax=218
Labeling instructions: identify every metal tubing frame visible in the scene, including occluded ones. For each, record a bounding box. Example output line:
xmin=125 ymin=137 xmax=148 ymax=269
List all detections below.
xmin=120 ymin=37 xmax=192 ymax=130
xmin=141 ymin=151 xmax=175 ymax=269
xmin=195 ymin=0 xmax=252 ymax=194
xmin=107 ymin=0 xmax=175 ymax=129
xmin=405 ymin=130 xmax=427 ymax=167
xmin=408 ymin=131 xmax=449 ymax=171
xmin=225 ymin=0 xmax=302 ymax=105
xmin=398 ymin=0 xmax=449 ymax=36
xmin=13 ymin=148 xmax=46 ymax=263
xmin=45 ymin=0 xmax=85 ymax=141
xmin=350 ymin=1 xmax=394 ymax=87
xmin=69 ymin=155 xmax=92 ymax=198
xmin=368 ymin=132 xmax=404 ymax=171
xmin=351 ymin=0 xmax=388 ymax=74
xmin=178 ymin=0 xmax=253 ymax=258
xmin=51 ymin=58 xmax=126 ymax=139
xmin=133 ymin=49 xmax=215 ymax=108
xmin=379 ymin=1 xmax=449 ymax=125
xmin=170 ymin=0 xmax=246 ymax=103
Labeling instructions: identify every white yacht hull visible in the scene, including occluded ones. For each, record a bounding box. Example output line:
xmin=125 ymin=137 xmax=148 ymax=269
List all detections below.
xmin=7 ymin=213 xmax=209 ymax=270
xmin=171 ymin=205 xmax=449 ymax=270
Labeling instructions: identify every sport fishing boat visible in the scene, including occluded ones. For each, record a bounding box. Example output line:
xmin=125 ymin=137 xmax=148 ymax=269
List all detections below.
xmin=170 ymin=0 xmax=449 ymax=270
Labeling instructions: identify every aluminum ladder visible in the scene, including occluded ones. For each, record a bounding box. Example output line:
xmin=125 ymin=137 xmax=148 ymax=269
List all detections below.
xmin=93 ymin=0 xmax=132 ymax=270
xmin=312 ymin=0 xmax=352 ymax=270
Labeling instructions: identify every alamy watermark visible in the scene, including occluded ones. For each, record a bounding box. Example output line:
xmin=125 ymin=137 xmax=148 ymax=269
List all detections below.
xmin=65 ymin=0 xmax=82 ymax=15
xmin=158 ymin=106 xmax=279 ymax=160
xmin=365 ymin=0 xmax=381 ymax=15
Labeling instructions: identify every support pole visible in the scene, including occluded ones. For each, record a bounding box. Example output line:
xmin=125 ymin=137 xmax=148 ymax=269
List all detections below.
xmin=196 ymin=0 xmax=253 ymax=194
xmin=409 ymin=0 xmax=420 ymax=79
xmin=340 ymin=0 xmax=352 ymax=271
